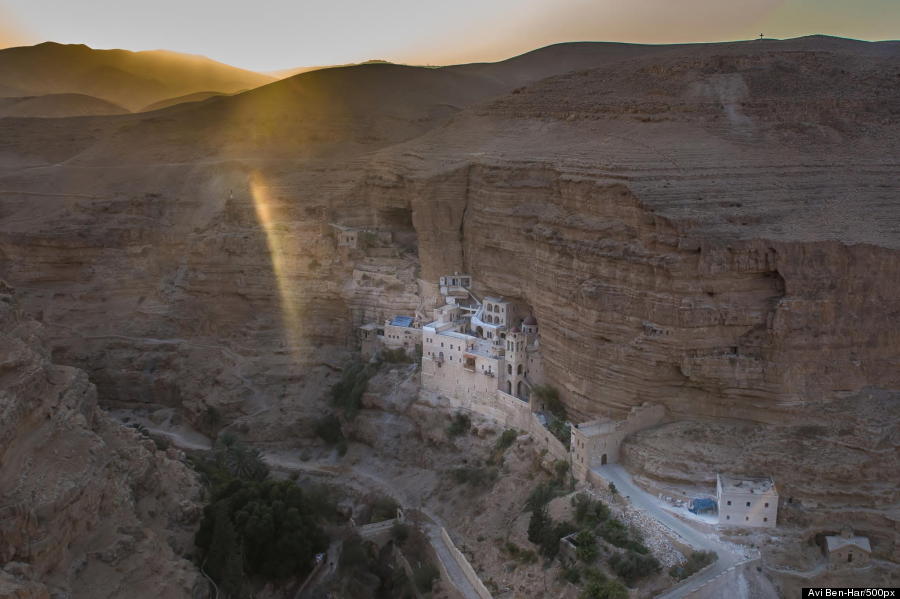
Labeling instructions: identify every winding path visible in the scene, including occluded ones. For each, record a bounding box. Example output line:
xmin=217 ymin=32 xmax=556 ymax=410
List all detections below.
xmin=593 ymin=464 xmax=752 ymax=599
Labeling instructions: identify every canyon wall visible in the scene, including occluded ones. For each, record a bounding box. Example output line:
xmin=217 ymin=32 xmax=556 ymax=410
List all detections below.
xmin=0 ymin=283 xmax=203 ymax=598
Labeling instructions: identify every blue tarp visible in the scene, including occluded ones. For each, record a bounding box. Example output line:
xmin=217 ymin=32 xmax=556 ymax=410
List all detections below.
xmin=390 ymin=316 xmax=414 ymax=327
xmin=689 ymin=498 xmax=717 ymax=514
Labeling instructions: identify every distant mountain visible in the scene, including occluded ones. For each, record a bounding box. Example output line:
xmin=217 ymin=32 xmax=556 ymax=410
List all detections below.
xmin=267 ymin=60 xmax=392 ymax=79
xmin=140 ymin=91 xmax=226 ymax=112
xmin=0 ymin=42 xmax=274 ymax=111
xmin=0 ymin=93 xmax=129 ymax=118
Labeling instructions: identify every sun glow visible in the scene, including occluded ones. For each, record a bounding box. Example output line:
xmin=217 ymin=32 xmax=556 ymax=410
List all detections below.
xmin=248 ymin=171 xmax=305 ymax=357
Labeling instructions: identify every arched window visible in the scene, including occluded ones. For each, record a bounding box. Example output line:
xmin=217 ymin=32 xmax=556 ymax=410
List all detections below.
xmin=506 ymin=381 xmax=511 ymax=394
xmin=507 ymin=364 xmax=512 ymax=375
xmin=517 ymin=364 xmax=523 ymax=375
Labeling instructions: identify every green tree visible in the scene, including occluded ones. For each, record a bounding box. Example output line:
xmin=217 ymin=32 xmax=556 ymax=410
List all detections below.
xmin=527 ymin=505 xmax=549 ymax=545
xmin=580 ymin=579 xmax=628 ymax=599
xmin=609 ymin=550 xmax=661 ymax=586
xmin=195 ymin=479 xmax=330 ymax=588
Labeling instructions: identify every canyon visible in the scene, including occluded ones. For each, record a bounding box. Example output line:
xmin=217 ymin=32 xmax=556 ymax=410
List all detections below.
xmin=0 ymin=35 xmax=898 ymax=596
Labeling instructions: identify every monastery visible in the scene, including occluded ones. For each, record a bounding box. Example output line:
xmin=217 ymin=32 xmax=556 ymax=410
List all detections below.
xmin=359 ymin=274 xmax=778 ymax=529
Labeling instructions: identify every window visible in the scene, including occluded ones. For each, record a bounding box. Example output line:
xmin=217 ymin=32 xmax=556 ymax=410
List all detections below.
xmin=763 ymin=517 xmax=768 ymax=522
xmin=745 ymin=516 xmax=749 ymax=521
xmin=764 ymin=503 xmax=769 ymax=508
xmin=727 ymin=501 xmax=731 ymax=506
xmin=726 ymin=515 xmax=730 ymax=520
xmin=746 ymin=502 xmax=751 ymax=507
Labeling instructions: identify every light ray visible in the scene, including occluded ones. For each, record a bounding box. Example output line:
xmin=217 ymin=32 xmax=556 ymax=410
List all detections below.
xmin=248 ymin=170 xmax=304 ymax=359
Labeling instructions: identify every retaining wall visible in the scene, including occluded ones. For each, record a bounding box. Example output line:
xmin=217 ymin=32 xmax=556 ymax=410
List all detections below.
xmin=440 ymin=528 xmax=493 ymax=599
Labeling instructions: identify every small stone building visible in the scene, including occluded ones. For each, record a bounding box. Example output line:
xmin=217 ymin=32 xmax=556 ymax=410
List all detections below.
xmin=382 ymin=315 xmax=421 ymax=353
xmin=716 ymin=474 xmax=778 ymax=527
xmin=825 ymin=530 xmax=871 ymax=568
xmin=331 ymin=224 xmax=359 ymax=248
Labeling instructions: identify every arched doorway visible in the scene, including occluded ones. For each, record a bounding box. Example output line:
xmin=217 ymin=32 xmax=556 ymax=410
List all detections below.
xmin=601 ymin=454 xmax=608 ymax=465
xmin=506 ymin=381 xmax=511 ymax=394
xmin=516 ymin=381 xmax=523 ymax=397
xmin=476 ymin=326 xmax=484 ymax=337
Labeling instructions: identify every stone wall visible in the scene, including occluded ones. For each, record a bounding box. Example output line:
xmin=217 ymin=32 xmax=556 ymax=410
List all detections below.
xmin=440 ymin=528 xmax=493 ymax=599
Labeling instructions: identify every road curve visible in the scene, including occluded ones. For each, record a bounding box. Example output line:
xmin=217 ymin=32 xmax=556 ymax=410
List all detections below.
xmin=592 ymin=464 xmax=748 ymax=599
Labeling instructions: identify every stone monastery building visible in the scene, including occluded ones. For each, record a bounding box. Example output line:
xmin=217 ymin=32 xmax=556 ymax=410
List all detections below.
xmin=422 ymin=274 xmax=542 ymax=407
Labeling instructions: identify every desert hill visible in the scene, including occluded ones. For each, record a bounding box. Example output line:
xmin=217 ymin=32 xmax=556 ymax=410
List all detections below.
xmin=0 ymin=41 xmax=273 ymax=111
xmin=139 ymin=90 xmax=226 ymax=112
xmin=0 ymin=93 xmax=129 ymax=118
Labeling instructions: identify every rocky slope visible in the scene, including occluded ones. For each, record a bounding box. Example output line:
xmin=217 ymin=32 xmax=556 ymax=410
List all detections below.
xmin=0 ymin=283 xmax=203 ymax=598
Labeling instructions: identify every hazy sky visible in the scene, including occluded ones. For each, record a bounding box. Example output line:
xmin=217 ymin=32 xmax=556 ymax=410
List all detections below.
xmin=1 ymin=0 xmax=898 ymax=72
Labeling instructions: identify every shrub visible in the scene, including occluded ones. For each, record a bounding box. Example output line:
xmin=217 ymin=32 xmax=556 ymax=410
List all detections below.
xmin=669 ymin=550 xmax=717 ymax=581
xmin=574 ymin=493 xmax=610 ymax=526
xmin=369 ymin=496 xmax=399 ymax=523
xmin=548 ymin=416 xmax=571 ymax=447
xmin=608 ymin=482 xmax=618 ymax=495
xmin=495 ymin=429 xmax=518 ymax=452
xmin=609 ymin=550 xmax=661 ymax=586
xmin=574 ymin=529 xmax=598 ymax=563
xmin=314 ymin=414 xmax=344 ymax=445
xmin=450 ymin=465 xmax=497 ymax=489
xmin=391 ymin=521 xmax=410 ymax=545
xmin=330 ymin=361 xmax=374 ymax=418
xmin=525 ymin=481 xmax=566 ymax=512
xmin=532 ymin=385 xmax=566 ymax=419
xmin=412 ymin=562 xmax=439 ymax=592
xmin=380 ymin=347 xmax=411 ymax=363
xmin=561 ymin=564 xmax=581 ymax=584
xmin=446 ymin=412 xmax=471 ymax=437
xmin=580 ymin=578 xmax=628 ymax=599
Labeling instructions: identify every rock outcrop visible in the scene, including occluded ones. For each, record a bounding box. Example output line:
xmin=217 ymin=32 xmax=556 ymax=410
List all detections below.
xmin=0 ymin=283 xmax=203 ymax=598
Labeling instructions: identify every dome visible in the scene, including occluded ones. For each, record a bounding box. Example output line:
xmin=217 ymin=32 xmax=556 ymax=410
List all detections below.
xmin=510 ymin=326 xmax=522 ymax=334
xmin=523 ymin=315 xmax=538 ymax=326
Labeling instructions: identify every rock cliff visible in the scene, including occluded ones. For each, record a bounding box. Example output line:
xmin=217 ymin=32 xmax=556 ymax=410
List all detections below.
xmin=0 ymin=283 xmax=203 ymax=598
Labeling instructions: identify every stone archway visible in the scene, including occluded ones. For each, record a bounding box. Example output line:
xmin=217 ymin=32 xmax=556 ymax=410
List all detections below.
xmin=601 ymin=454 xmax=608 ymax=465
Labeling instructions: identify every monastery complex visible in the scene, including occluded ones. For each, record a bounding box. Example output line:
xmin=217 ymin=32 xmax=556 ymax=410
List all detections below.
xmin=358 ymin=273 xmax=788 ymax=529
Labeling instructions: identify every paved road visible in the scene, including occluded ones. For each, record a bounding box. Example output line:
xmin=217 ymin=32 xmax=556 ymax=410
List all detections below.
xmin=425 ymin=524 xmax=484 ymax=599
xmin=593 ymin=465 xmax=747 ymax=599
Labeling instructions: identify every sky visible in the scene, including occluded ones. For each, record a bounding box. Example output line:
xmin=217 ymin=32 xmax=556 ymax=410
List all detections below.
xmin=1 ymin=0 xmax=898 ymax=72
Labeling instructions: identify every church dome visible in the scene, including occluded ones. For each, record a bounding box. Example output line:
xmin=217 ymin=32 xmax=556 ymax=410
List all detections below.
xmin=523 ymin=315 xmax=538 ymax=326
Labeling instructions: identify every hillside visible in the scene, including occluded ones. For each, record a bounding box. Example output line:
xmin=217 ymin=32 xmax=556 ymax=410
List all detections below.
xmin=0 ymin=93 xmax=129 ymax=118
xmin=139 ymin=90 xmax=226 ymax=112
xmin=0 ymin=41 xmax=273 ymax=111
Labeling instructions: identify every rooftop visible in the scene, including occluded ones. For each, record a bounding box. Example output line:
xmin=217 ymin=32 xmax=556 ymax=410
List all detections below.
xmin=483 ymin=296 xmax=509 ymax=304
xmin=826 ymin=535 xmax=871 ymax=553
xmin=717 ymin=474 xmax=776 ymax=495
xmin=390 ymin=315 xmax=415 ymax=327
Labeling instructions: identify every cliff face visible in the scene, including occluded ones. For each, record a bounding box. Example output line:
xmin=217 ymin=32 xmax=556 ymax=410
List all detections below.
xmin=0 ymin=284 xmax=202 ymax=598
xmin=402 ymin=164 xmax=899 ymax=423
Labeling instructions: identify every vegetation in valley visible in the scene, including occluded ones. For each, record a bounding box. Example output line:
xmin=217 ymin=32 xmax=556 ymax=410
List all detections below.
xmin=669 ymin=550 xmax=717 ymax=581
